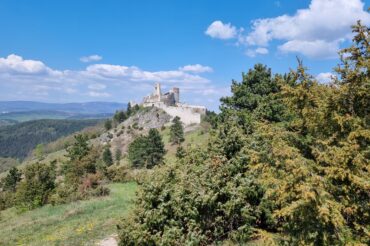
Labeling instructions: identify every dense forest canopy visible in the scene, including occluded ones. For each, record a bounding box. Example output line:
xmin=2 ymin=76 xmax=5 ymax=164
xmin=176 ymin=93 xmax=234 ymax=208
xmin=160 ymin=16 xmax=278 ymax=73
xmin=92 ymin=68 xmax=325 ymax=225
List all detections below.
xmin=0 ymin=119 xmax=101 ymax=159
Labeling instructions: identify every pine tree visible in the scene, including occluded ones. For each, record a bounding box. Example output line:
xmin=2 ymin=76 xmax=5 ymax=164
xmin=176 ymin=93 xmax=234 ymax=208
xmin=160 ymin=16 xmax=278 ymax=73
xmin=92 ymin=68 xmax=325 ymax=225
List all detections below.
xmin=66 ymin=134 xmax=90 ymax=161
xmin=3 ymin=167 xmax=21 ymax=192
xmin=128 ymin=136 xmax=148 ymax=168
xmin=169 ymin=116 xmax=184 ymax=145
xmin=102 ymin=147 xmax=113 ymax=166
xmin=128 ymin=129 xmax=166 ymax=168
xmin=126 ymin=102 xmax=132 ymax=117
xmin=146 ymin=128 xmax=166 ymax=168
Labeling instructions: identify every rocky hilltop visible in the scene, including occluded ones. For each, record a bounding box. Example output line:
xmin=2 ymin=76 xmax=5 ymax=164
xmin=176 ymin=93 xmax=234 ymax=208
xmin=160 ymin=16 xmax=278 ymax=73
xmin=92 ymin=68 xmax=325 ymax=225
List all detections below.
xmin=96 ymin=107 xmax=172 ymax=155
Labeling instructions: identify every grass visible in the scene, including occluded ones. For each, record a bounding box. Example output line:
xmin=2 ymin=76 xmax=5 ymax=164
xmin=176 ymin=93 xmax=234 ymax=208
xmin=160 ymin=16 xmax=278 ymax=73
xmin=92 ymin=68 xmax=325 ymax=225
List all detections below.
xmin=0 ymin=182 xmax=137 ymax=246
xmin=161 ymin=123 xmax=210 ymax=162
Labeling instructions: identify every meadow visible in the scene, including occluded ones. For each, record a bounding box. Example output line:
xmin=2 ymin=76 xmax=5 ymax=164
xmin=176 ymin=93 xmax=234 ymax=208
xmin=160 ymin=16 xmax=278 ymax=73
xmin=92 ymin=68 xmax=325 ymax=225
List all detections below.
xmin=0 ymin=182 xmax=137 ymax=246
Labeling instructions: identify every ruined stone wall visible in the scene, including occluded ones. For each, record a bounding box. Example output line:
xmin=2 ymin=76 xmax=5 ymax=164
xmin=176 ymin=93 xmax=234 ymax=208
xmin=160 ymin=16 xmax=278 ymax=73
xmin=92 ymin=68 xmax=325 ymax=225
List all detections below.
xmin=142 ymin=102 xmax=205 ymax=125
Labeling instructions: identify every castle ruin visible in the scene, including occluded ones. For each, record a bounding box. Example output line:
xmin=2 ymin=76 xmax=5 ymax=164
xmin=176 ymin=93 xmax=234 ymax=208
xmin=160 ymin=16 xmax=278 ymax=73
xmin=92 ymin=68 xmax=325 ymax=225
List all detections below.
xmin=142 ymin=83 xmax=206 ymax=125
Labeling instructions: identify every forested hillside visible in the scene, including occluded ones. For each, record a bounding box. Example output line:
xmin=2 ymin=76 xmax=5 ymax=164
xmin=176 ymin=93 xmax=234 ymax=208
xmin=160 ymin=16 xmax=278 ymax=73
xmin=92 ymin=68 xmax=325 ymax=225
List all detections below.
xmin=0 ymin=119 xmax=101 ymax=159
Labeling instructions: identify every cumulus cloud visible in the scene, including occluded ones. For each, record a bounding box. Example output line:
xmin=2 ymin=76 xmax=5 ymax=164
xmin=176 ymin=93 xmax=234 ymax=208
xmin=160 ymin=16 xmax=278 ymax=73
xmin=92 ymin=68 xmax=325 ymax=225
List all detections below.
xmin=0 ymin=54 xmax=219 ymax=106
xmin=205 ymin=21 xmax=238 ymax=39
xmin=0 ymin=54 xmax=59 ymax=75
xmin=316 ymin=72 xmax=335 ymax=84
xmin=245 ymin=47 xmax=269 ymax=57
xmin=207 ymin=0 xmax=370 ymax=59
xmin=80 ymin=54 xmax=103 ymax=63
xmin=179 ymin=64 xmax=213 ymax=73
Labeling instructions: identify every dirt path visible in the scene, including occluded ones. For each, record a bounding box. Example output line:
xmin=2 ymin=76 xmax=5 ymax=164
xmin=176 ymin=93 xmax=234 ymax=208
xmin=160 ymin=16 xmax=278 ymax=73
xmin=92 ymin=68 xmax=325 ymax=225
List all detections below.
xmin=98 ymin=235 xmax=118 ymax=246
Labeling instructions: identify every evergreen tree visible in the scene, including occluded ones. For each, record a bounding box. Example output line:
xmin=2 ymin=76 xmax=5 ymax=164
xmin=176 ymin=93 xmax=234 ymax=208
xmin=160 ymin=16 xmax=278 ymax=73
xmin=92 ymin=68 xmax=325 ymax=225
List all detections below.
xmin=145 ymin=128 xmax=166 ymax=168
xmin=104 ymin=119 xmax=113 ymax=130
xmin=113 ymin=110 xmax=127 ymax=124
xmin=3 ymin=167 xmax=21 ymax=192
xmin=128 ymin=136 xmax=148 ymax=168
xmin=126 ymin=102 xmax=132 ymax=117
xmin=102 ymin=147 xmax=113 ymax=166
xmin=175 ymin=145 xmax=185 ymax=159
xmin=169 ymin=116 xmax=184 ymax=145
xmin=115 ymin=148 xmax=122 ymax=163
xmin=128 ymin=129 xmax=166 ymax=168
xmin=66 ymin=134 xmax=90 ymax=161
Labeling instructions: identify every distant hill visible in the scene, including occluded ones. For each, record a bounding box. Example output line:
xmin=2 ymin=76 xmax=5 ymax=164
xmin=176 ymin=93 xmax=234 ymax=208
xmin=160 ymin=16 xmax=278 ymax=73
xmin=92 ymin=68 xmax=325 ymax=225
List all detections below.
xmin=0 ymin=110 xmax=114 ymax=122
xmin=0 ymin=101 xmax=126 ymax=114
xmin=0 ymin=101 xmax=126 ymax=122
xmin=0 ymin=119 xmax=102 ymax=159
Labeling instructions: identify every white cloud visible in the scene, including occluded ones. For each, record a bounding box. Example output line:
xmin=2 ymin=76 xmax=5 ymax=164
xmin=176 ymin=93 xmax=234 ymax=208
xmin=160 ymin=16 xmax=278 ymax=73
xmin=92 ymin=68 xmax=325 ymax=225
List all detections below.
xmin=87 ymin=91 xmax=110 ymax=97
xmin=245 ymin=47 xmax=269 ymax=57
xmin=0 ymin=54 xmax=58 ymax=75
xmin=278 ymin=40 xmax=339 ymax=59
xmin=205 ymin=21 xmax=238 ymax=39
xmin=207 ymin=0 xmax=370 ymax=59
xmin=80 ymin=54 xmax=103 ymax=63
xmin=316 ymin=72 xmax=335 ymax=84
xmin=0 ymin=54 xmax=218 ymax=105
xmin=179 ymin=64 xmax=213 ymax=73
xmin=88 ymin=83 xmax=106 ymax=90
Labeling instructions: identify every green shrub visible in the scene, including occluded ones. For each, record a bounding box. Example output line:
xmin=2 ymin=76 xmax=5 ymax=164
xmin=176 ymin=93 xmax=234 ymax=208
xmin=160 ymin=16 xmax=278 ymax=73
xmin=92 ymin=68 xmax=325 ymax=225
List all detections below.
xmin=15 ymin=162 xmax=55 ymax=210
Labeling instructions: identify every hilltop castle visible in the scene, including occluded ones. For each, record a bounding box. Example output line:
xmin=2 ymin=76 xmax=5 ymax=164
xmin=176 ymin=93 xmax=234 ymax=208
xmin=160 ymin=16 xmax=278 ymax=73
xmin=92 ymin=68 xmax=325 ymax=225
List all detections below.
xmin=142 ymin=83 xmax=206 ymax=125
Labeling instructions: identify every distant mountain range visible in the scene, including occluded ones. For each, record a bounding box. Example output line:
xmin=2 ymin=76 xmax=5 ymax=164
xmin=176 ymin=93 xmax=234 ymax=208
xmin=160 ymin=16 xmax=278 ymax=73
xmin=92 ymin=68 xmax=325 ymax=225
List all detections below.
xmin=0 ymin=101 xmax=127 ymax=122
xmin=0 ymin=101 xmax=127 ymax=114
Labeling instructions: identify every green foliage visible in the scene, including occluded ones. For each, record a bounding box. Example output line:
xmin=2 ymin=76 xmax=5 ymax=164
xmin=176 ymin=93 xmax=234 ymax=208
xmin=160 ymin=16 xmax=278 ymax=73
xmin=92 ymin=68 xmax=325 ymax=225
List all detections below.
xmin=15 ymin=162 xmax=55 ymax=210
xmin=104 ymin=119 xmax=113 ymax=130
xmin=169 ymin=116 xmax=185 ymax=145
xmin=34 ymin=143 xmax=44 ymax=160
xmin=0 ymin=119 xmax=100 ymax=159
xmin=203 ymin=110 xmax=218 ymax=128
xmin=3 ymin=167 xmax=21 ymax=192
xmin=119 ymin=22 xmax=370 ymax=245
xmin=115 ymin=148 xmax=122 ymax=162
xmin=102 ymin=147 xmax=114 ymax=166
xmin=55 ymin=134 xmax=109 ymax=204
xmin=126 ymin=102 xmax=132 ymax=116
xmin=175 ymin=145 xmax=185 ymax=159
xmin=128 ymin=129 xmax=166 ymax=168
xmin=66 ymin=134 xmax=91 ymax=161
xmin=113 ymin=110 xmax=127 ymax=124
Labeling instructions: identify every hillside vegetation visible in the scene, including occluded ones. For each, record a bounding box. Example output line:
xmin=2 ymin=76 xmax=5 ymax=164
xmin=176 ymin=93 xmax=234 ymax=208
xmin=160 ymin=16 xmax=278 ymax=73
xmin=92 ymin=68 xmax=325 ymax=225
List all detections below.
xmin=0 ymin=182 xmax=136 ymax=246
xmin=118 ymin=22 xmax=369 ymax=245
xmin=0 ymin=119 xmax=101 ymax=159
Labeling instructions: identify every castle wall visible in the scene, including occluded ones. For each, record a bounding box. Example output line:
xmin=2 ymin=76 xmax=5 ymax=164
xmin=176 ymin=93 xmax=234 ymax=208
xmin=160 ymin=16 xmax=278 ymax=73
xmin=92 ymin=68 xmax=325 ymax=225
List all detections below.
xmin=143 ymin=102 xmax=205 ymax=125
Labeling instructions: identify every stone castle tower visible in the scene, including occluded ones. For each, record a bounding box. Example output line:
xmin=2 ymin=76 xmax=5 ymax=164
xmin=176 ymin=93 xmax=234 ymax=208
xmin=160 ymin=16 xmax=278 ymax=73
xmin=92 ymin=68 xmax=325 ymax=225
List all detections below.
xmin=142 ymin=83 xmax=205 ymax=125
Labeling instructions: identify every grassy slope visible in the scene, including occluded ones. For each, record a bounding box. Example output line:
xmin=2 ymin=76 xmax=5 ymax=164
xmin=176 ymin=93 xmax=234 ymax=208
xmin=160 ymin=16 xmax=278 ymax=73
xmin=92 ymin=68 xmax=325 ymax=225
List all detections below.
xmin=0 ymin=182 xmax=137 ymax=246
xmin=0 ymin=119 xmax=211 ymax=245
xmin=161 ymin=123 xmax=210 ymax=162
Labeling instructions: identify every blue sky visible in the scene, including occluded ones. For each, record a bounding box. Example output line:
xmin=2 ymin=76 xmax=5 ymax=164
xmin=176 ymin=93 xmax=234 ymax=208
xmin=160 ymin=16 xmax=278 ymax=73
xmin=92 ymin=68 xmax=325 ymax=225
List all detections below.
xmin=0 ymin=0 xmax=369 ymax=111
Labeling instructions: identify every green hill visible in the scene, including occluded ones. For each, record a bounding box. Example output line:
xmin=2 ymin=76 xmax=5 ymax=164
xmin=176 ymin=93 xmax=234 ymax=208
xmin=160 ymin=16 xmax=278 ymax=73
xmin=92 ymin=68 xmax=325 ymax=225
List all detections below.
xmin=0 ymin=119 xmax=102 ymax=160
